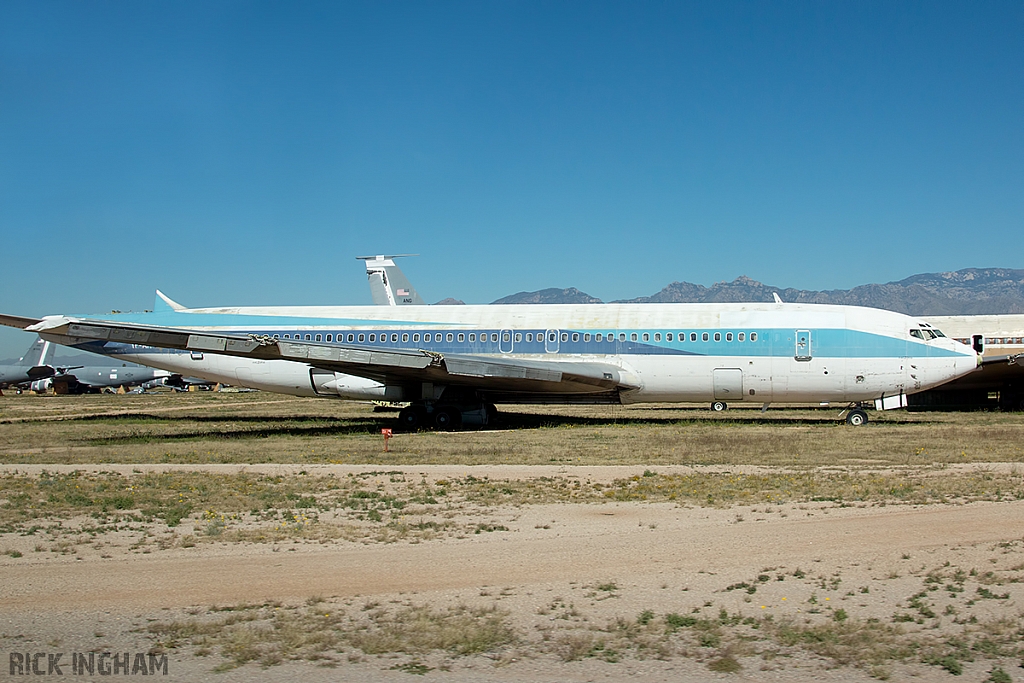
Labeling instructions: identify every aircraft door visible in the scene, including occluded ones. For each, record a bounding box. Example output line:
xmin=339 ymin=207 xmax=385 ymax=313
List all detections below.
xmin=713 ymin=368 xmax=743 ymax=400
xmin=795 ymin=330 xmax=812 ymax=361
xmin=545 ymin=329 xmax=559 ymax=354
xmin=499 ymin=329 xmax=514 ymax=354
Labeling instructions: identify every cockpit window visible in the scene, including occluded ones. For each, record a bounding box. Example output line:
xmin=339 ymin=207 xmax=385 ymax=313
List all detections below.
xmin=932 ymin=329 xmax=946 ymax=338
xmin=910 ymin=329 xmax=924 ymax=340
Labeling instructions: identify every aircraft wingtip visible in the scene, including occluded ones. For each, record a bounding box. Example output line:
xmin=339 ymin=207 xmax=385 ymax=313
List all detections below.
xmin=155 ymin=290 xmax=186 ymax=312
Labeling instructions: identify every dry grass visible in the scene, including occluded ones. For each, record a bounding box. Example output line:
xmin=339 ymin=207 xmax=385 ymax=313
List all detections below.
xmin=146 ymin=563 xmax=1024 ymax=675
xmin=147 ymin=601 xmax=515 ymax=670
xmin=3 ymin=467 xmax=1023 ymax=553
xmin=603 ymin=468 xmax=1024 ymax=506
xmin=347 ymin=604 xmax=515 ymax=656
xmin=1 ymin=392 xmax=1022 ymax=467
xmin=0 ymin=469 xmax=499 ymax=548
xmin=536 ymin=553 xmax=1024 ymax=673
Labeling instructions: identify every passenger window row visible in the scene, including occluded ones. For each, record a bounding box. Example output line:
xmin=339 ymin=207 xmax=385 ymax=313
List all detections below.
xmin=267 ymin=330 xmax=760 ymax=344
xmin=669 ymin=331 xmax=758 ymax=343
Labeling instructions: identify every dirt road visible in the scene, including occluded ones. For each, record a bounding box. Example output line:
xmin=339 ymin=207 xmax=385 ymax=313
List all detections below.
xmin=4 ymin=499 xmax=1021 ymax=612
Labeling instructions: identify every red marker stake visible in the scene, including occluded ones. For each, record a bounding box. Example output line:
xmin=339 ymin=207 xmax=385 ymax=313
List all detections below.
xmin=381 ymin=428 xmax=393 ymax=452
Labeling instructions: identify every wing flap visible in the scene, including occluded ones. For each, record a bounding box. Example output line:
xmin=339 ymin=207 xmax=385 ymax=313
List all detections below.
xmin=280 ymin=341 xmax=433 ymax=369
xmin=445 ymin=356 xmax=562 ymax=382
xmin=189 ymin=335 xmax=228 ymax=351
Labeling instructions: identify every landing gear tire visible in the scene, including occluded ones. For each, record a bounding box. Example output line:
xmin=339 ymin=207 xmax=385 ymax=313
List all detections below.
xmin=398 ymin=406 xmax=426 ymax=431
xmin=845 ymin=409 xmax=869 ymax=426
xmin=711 ymin=401 xmax=728 ymax=412
xmin=434 ymin=407 xmax=462 ymax=431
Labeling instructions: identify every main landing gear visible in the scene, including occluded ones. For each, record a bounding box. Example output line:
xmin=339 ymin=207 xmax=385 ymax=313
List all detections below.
xmin=710 ymin=401 xmax=728 ymax=412
xmin=397 ymin=401 xmax=497 ymax=431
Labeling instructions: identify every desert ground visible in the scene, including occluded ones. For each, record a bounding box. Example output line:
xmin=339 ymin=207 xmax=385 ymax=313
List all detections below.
xmin=1 ymin=392 xmax=1022 ymax=682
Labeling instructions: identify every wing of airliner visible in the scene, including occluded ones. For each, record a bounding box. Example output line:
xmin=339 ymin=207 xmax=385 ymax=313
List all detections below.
xmin=0 ymin=314 xmax=41 ymax=330
xmin=21 ymin=316 xmax=629 ymax=397
xmin=979 ymin=353 xmax=1022 ymax=366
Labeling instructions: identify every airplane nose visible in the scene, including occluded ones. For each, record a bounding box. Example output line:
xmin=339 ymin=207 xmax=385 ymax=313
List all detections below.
xmin=942 ymin=343 xmax=982 ymax=384
xmin=960 ymin=352 xmax=981 ymax=377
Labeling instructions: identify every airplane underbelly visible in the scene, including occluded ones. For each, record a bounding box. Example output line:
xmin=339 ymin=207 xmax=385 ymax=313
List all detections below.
xmin=624 ymin=356 xmax=709 ymax=402
xmin=772 ymin=357 xmax=846 ymax=401
xmin=910 ymin=356 xmax=972 ymax=393
xmin=842 ymin=358 xmax=906 ymax=400
xmin=630 ymin=355 xmax=880 ymax=404
xmin=625 ymin=356 xmax=773 ymax=403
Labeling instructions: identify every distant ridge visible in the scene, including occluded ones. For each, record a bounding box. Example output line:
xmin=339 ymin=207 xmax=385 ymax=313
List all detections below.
xmin=492 ymin=288 xmax=602 ymax=305
xmin=478 ymin=268 xmax=1024 ymax=315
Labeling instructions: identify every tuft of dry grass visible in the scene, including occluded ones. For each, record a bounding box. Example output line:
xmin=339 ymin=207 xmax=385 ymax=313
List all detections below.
xmin=348 ymin=604 xmax=515 ymax=656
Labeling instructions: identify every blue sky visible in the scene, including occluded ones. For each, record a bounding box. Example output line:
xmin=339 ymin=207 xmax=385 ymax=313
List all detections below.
xmin=1 ymin=1 xmax=1022 ymax=358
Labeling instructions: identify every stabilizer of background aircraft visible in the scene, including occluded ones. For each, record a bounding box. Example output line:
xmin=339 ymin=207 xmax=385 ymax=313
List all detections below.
xmin=358 ymin=255 xmax=425 ymax=306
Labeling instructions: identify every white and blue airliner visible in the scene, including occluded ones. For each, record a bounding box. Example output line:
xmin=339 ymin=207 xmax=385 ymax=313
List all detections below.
xmin=1 ymin=287 xmax=979 ymax=429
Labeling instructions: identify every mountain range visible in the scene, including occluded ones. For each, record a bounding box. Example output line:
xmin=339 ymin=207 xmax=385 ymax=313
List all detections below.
xmin=5 ymin=268 xmax=1021 ymax=363
xmin=448 ymin=268 xmax=1024 ymax=316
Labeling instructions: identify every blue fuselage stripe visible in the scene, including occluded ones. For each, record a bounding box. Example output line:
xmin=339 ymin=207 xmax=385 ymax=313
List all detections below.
xmin=78 ymin=325 xmax=965 ymax=360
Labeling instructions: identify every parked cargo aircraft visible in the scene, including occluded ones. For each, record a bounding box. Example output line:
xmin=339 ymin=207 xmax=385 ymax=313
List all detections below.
xmin=0 ymin=337 xmax=173 ymax=394
xmin=38 ymin=363 xmax=174 ymax=394
xmin=0 ymin=338 xmax=55 ymax=391
xmin=1 ymin=283 xmax=979 ymax=427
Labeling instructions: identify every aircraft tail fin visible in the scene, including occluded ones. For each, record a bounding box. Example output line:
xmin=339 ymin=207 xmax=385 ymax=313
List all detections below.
xmin=17 ymin=337 xmax=51 ymax=367
xmin=357 ymin=255 xmax=426 ymax=306
xmin=38 ymin=340 xmax=54 ymax=366
xmin=154 ymin=290 xmax=187 ymax=313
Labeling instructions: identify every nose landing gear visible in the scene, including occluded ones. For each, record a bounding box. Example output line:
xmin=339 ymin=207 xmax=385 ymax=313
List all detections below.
xmin=843 ymin=407 xmax=869 ymax=426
